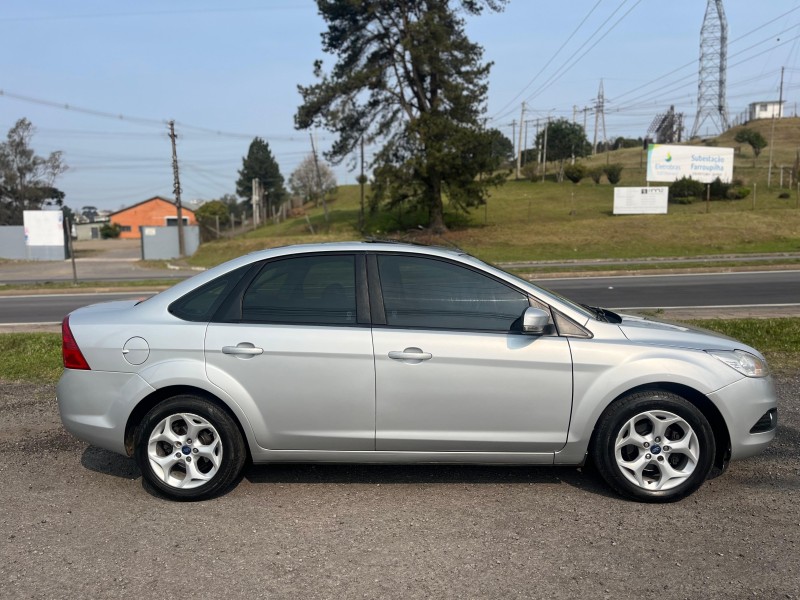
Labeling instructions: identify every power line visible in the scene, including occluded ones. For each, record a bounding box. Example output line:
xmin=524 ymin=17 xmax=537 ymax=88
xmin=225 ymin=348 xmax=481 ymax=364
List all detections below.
xmin=489 ymin=0 xmax=602 ymax=121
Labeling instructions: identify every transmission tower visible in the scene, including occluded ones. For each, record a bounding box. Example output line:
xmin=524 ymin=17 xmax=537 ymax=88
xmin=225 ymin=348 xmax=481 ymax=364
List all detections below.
xmin=647 ymin=105 xmax=684 ymax=144
xmin=592 ymin=79 xmax=607 ymax=154
xmin=690 ymin=0 xmax=729 ymax=138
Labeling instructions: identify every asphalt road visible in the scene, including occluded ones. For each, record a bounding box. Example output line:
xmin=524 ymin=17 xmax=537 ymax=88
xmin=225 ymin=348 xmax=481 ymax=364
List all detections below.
xmin=1 ymin=270 xmax=799 ymax=325
xmin=1 ymin=375 xmax=798 ymax=599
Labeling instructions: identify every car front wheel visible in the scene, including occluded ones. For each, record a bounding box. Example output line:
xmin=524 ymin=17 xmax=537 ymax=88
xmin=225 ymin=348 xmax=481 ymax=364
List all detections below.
xmin=134 ymin=395 xmax=246 ymax=501
xmin=591 ymin=391 xmax=715 ymax=502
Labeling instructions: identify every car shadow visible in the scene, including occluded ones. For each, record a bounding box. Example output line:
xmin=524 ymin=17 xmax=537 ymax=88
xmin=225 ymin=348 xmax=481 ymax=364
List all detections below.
xmin=81 ymin=446 xmax=141 ymax=479
xmin=244 ymin=463 xmax=618 ymax=499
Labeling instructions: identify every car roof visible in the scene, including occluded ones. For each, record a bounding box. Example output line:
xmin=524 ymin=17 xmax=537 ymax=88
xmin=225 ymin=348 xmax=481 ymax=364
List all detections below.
xmin=245 ymin=241 xmax=467 ymax=260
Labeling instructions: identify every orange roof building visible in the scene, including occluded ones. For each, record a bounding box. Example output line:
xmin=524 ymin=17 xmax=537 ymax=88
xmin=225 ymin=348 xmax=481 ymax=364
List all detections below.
xmin=110 ymin=196 xmax=196 ymax=240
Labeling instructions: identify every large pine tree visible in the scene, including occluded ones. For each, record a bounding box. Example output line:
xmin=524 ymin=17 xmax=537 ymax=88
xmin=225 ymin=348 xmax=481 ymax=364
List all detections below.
xmin=296 ymin=0 xmax=507 ymax=232
xmin=236 ymin=137 xmax=287 ymax=211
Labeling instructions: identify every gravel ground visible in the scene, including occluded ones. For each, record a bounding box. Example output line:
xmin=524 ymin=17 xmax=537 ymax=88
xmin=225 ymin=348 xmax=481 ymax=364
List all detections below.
xmin=1 ymin=376 xmax=798 ymax=599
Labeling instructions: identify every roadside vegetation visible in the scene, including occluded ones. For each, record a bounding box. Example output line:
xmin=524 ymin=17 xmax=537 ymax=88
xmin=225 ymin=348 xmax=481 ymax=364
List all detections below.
xmin=3 ymin=318 xmax=798 ymax=384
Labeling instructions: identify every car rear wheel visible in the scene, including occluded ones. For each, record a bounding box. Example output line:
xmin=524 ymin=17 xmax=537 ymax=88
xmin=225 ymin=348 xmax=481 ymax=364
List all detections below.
xmin=134 ymin=395 xmax=246 ymax=501
xmin=591 ymin=391 xmax=715 ymax=502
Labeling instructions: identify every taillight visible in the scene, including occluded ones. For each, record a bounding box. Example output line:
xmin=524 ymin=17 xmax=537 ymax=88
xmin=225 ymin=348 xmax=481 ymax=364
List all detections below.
xmin=62 ymin=316 xmax=90 ymax=370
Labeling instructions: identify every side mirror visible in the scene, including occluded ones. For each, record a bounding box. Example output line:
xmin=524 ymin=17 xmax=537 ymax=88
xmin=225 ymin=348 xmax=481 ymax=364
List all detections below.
xmin=522 ymin=307 xmax=550 ymax=334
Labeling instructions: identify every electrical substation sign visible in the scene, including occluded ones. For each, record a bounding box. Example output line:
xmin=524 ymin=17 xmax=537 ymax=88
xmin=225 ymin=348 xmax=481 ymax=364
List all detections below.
xmin=613 ymin=187 xmax=669 ymax=215
xmin=646 ymin=144 xmax=734 ymax=183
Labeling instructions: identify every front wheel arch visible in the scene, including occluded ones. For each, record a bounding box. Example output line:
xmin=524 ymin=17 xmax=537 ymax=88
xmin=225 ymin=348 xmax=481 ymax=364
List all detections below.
xmin=589 ymin=388 xmax=717 ymax=502
xmin=588 ymin=383 xmax=730 ymax=473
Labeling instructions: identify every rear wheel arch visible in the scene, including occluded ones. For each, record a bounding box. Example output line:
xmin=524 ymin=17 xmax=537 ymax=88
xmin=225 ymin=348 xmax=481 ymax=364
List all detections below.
xmin=124 ymin=385 xmax=251 ymax=462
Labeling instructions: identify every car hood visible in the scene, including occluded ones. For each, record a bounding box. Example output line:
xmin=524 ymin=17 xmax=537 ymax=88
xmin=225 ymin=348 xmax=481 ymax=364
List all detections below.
xmin=616 ymin=313 xmax=752 ymax=353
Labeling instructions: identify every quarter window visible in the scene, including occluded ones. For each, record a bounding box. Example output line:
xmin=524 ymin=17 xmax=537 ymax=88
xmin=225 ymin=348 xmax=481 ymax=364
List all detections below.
xmin=242 ymin=255 xmax=357 ymax=325
xmin=377 ymin=255 xmax=529 ymax=331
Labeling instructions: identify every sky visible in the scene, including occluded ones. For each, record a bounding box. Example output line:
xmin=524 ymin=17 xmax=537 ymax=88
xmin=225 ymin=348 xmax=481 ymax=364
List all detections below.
xmin=1 ymin=0 xmax=799 ymax=213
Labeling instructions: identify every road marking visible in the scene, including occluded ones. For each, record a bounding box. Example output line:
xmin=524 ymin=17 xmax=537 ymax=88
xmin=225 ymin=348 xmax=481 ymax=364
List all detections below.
xmin=613 ymin=303 xmax=800 ymax=310
xmin=0 ymin=292 xmax=158 ymax=300
xmin=535 ymin=270 xmax=800 ymax=283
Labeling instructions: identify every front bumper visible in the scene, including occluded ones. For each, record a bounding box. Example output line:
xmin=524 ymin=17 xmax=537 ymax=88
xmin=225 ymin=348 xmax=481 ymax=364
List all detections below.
xmin=708 ymin=375 xmax=778 ymax=461
xmin=57 ymin=369 xmax=156 ymax=456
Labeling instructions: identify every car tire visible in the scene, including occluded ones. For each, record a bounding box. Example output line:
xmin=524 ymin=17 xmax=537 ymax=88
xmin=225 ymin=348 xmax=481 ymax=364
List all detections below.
xmin=134 ymin=395 xmax=247 ymax=501
xmin=591 ymin=390 xmax=715 ymax=502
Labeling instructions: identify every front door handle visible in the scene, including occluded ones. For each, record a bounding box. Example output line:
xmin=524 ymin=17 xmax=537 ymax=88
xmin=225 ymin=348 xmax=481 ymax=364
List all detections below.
xmin=222 ymin=343 xmax=263 ymax=357
xmin=388 ymin=347 xmax=432 ymax=363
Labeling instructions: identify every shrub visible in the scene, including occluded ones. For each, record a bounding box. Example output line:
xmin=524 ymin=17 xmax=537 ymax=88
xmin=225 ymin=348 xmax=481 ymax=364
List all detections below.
xmin=669 ymin=176 xmax=705 ymax=203
xmin=563 ymin=163 xmax=586 ymax=184
xmin=603 ymin=163 xmax=623 ymax=184
xmin=588 ymin=166 xmax=604 ymax=184
xmin=100 ymin=222 xmax=122 ymax=239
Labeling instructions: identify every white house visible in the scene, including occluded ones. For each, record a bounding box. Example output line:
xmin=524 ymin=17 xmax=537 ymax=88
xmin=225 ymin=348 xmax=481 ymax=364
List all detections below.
xmin=748 ymin=100 xmax=783 ymax=121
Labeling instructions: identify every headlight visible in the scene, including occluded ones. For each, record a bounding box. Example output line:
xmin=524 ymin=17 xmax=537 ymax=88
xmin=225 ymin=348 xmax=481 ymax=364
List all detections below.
xmin=707 ymin=349 xmax=769 ymax=378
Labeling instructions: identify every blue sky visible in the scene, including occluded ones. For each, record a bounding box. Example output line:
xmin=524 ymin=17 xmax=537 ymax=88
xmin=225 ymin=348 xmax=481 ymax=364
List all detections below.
xmin=1 ymin=0 xmax=799 ymax=212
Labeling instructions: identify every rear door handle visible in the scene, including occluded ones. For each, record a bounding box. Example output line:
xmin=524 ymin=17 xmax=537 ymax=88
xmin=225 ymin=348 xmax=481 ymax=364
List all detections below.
xmin=388 ymin=347 xmax=432 ymax=363
xmin=222 ymin=343 xmax=263 ymax=357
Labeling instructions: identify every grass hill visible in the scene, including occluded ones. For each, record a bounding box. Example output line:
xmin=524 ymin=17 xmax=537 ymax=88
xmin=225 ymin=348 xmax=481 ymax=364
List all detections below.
xmin=189 ymin=119 xmax=800 ymax=268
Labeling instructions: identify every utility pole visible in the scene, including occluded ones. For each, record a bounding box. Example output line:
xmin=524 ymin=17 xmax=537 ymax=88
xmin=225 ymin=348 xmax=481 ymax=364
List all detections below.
xmin=767 ymin=66 xmax=785 ymax=188
xmin=168 ymin=120 xmax=185 ymax=258
xmin=511 ymin=120 xmax=517 ymax=157
xmin=516 ymin=103 xmax=525 ymax=179
xmin=309 ymin=131 xmax=329 ymax=224
xmin=541 ymin=117 xmax=550 ymax=183
xmin=251 ymin=178 xmax=260 ymax=230
xmin=359 ymin=137 xmax=365 ymax=232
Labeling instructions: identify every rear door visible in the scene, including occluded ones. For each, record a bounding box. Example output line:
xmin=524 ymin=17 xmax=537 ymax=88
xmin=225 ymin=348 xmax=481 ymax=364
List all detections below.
xmin=204 ymin=253 xmax=376 ymax=451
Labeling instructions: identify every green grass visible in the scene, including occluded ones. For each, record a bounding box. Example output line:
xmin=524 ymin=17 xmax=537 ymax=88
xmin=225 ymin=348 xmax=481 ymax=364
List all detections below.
xmin=1 ymin=318 xmax=798 ymax=383
xmin=0 ymin=279 xmax=174 ymax=292
xmin=187 ymin=118 xmax=800 ymax=269
xmin=0 ymin=333 xmax=62 ymax=382
xmin=685 ymin=317 xmax=800 ymax=373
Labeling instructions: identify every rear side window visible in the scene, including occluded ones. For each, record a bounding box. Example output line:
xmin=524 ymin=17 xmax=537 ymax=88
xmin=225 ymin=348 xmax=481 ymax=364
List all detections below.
xmin=377 ymin=255 xmax=529 ymax=331
xmin=241 ymin=255 xmax=357 ymax=325
xmin=169 ymin=265 xmax=251 ymax=322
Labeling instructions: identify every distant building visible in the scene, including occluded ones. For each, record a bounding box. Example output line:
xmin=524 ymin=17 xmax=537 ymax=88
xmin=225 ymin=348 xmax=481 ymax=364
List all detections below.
xmin=109 ymin=196 xmax=196 ymax=240
xmin=748 ymin=101 xmax=783 ymax=121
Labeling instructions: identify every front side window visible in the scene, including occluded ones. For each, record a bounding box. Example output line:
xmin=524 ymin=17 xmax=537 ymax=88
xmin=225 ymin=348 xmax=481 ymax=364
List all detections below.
xmin=377 ymin=255 xmax=529 ymax=331
xmin=242 ymin=255 xmax=357 ymax=325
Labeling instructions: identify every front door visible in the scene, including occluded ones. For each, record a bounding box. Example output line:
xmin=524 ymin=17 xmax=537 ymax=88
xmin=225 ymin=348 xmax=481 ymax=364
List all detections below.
xmin=371 ymin=254 xmax=573 ymax=453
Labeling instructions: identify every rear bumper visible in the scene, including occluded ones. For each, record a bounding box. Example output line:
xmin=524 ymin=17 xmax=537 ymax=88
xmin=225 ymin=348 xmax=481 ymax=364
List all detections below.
xmin=709 ymin=375 xmax=778 ymax=461
xmin=57 ymin=369 xmax=156 ymax=456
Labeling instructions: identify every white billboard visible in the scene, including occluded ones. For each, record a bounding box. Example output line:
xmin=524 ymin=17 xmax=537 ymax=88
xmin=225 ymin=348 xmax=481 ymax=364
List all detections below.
xmin=613 ymin=187 xmax=669 ymax=215
xmin=646 ymin=144 xmax=734 ymax=184
xmin=23 ymin=210 xmax=64 ymax=246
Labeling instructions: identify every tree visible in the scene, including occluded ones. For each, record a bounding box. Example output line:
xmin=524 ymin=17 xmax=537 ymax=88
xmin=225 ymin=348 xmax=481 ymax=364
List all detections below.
xmin=0 ymin=118 xmax=67 ymax=225
xmin=235 ymin=137 xmax=287 ymax=216
xmin=734 ymin=128 xmax=767 ymax=166
xmin=486 ymin=129 xmax=514 ymax=165
xmin=535 ymin=119 xmax=591 ymax=175
xmin=295 ymin=0 xmax=508 ymax=232
xmin=195 ymin=200 xmax=231 ymax=241
xmin=289 ymin=154 xmax=337 ymax=204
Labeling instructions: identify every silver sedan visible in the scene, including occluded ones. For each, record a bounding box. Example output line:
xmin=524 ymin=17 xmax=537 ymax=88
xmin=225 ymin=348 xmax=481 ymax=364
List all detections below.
xmin=57 ymin=242 xmax=777 ymax=502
